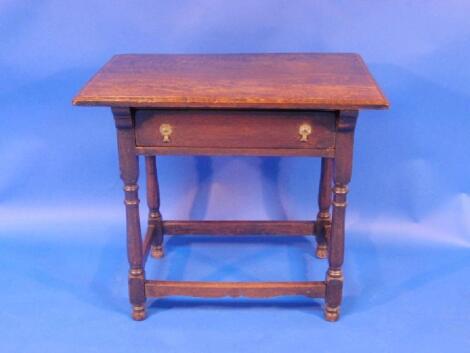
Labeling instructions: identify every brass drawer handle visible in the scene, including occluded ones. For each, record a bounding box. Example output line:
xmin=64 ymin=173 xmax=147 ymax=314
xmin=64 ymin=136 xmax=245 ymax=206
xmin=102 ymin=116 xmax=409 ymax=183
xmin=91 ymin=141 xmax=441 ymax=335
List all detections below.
xmin=299 ymin=123 xmax=312 ymax=142
xmin=159 ymin=123 xmax=172 ymax=143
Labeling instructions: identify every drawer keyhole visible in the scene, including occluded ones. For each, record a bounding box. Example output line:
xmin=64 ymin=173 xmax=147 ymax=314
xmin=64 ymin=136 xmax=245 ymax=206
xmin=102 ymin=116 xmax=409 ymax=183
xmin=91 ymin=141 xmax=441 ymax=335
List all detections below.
xmin=299 ymin=123 xmax=312 ymax=142
xmin=159 ymin=123 xmax=173 ymax=143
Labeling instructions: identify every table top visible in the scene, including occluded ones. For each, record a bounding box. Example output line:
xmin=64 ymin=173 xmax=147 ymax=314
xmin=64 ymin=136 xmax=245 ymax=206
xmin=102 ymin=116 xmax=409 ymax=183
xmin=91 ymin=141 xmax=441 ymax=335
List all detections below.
xmin=72 ymin=53 xmax=389 ymax=110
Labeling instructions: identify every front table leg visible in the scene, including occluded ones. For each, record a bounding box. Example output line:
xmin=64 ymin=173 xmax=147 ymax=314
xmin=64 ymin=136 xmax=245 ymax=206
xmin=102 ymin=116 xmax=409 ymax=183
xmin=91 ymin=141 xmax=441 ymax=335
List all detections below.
xmin=324 ymin=110 xmax=358 ymax=321
xmin=113 ymin=107 xmax=147 ymax=320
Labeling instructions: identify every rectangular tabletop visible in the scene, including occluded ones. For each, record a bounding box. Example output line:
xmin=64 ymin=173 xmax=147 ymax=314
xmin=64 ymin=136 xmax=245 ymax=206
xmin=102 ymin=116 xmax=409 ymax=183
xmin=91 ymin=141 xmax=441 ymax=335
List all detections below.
xmin=72 ymin=53 xmax=389 ymax=110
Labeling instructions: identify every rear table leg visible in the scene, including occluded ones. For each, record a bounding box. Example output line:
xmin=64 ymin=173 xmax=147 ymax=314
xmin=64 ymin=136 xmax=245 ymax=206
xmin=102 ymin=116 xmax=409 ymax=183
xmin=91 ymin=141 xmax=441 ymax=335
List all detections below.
xmin=145 ymin=156 xmax=164 ymax=258
xmin=315 ymin=157 xmax=333 ymax=259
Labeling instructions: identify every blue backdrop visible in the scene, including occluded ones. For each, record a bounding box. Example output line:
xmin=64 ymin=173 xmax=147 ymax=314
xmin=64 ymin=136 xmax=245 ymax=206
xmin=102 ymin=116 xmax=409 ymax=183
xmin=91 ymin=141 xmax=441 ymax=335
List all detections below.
xmin=1 ymin=1 xmax=469 ymax=352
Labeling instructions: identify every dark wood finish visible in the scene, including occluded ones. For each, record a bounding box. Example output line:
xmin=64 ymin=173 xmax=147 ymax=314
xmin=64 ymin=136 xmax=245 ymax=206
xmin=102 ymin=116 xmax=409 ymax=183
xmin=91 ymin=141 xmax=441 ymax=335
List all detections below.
xmin=315 ymin=158 xmax=333 ymax=259
xmin=162 ymin=220 xmax=316 ymax=236
xmin=142 ymin=224 xmax=154 ymax=263
xmin=135 ymin=145 xmax=335 ymax=157
xmin=145 ymin=156 xmax=164 ymax=258
xmin=74 ymin=53 xmax=388 ymax=322
xmin=145 ymin=280 xmax=326 ymax=298
xmin=135 ymin=110 xmax=335 ymax=150
xmin=72 ymin=53 xmax=389 ymax=110
xmin=324 ymin=110 xmax=358 ymax=322
xmin=112 ymin=107 xmax=146 ymax=321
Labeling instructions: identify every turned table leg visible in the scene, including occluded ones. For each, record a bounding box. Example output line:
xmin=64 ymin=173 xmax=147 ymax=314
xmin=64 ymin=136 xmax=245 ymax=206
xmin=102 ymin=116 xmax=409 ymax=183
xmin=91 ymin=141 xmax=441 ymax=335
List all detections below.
xmin=324 ymin=110 xmax=357 ymax=322
xmin=315 ymin=157 xmax=333 ymax=259
xmin=145 ymin=156 xmax=164 ymax=258
xmin=113 ymin=107 xmax=147 ymax=321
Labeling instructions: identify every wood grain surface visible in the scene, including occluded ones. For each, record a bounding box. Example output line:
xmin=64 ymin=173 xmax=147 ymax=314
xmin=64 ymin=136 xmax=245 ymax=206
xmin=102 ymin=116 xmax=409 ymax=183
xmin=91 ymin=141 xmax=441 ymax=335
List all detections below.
xmin=134 ymin=109 xmax=336 ymax=149
xmin=75 ymin=54 xmax=389 ymax=321
xmin=145 ymin=280 xmax=326 ymax=298
xmin=72 ymin=53 xmax=389 ymax=110
xmin=161 ymin=220 xmax=316 ymax=236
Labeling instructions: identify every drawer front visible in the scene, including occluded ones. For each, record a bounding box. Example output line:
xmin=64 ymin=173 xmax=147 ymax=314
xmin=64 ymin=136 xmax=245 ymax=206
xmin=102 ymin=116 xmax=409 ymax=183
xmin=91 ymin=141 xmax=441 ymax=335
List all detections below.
xmin=135 ymin=110 xmax=335 ymax=150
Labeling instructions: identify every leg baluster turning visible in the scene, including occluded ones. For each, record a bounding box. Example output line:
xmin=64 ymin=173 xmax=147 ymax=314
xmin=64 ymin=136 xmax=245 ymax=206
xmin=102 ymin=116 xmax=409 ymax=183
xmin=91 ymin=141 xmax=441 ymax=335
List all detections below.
xmin=113 ymin=107 xmax=147 ymax=320
xmin=324 ymin=110 xmax=357 ymax=322
xmin=315 ymin=158 xmax=333 ymax=259
xmin=324 ymin=183 xmax=348 ymax=321
xmin=145 ymin=156 xmax=164 ymax=258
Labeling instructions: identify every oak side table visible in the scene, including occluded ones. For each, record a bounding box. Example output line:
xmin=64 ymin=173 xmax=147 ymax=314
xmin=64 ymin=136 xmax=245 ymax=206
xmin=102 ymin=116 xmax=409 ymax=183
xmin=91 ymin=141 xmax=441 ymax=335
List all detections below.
xmin=73 ymin=53 xmax=388 ymax=321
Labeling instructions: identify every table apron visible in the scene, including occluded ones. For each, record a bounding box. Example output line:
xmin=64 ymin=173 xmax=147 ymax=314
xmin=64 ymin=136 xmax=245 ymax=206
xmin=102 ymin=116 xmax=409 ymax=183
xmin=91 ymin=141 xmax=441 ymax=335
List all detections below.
xmin=134 ymin=109 xmax=337 ymax=153
xmin=135 ymin=145 xmax=335 ymax=157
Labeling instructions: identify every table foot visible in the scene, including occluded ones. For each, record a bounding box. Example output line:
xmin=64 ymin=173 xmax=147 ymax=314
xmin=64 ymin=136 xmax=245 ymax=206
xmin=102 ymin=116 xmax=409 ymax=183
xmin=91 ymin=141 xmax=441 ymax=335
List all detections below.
xmin=151 ymin=245 xmax=164 ymax=259
xmin=324 ymin=305 xmax=340 ymax=322
xmin=132 ymin=305 xmax=147 ymax=321
xmin=315 ymin=244 xmax=328 ymax=259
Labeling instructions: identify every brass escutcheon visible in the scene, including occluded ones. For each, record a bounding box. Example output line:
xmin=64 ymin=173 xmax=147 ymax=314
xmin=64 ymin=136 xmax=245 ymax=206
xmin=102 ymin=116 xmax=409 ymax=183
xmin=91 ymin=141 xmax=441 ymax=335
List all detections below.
xmin=159 ymin=123 xmax=172 ymax=143
xmin=299 ymin=123 xmax=312 ymax=142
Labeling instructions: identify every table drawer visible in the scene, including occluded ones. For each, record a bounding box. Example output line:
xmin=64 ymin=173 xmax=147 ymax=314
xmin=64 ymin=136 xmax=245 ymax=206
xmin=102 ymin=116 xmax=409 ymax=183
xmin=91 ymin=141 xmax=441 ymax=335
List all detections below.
xmin=135 ymin=110 xmax=336 ymax=150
